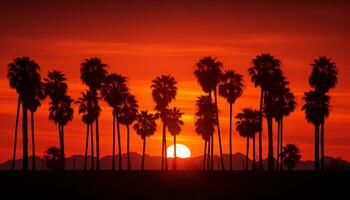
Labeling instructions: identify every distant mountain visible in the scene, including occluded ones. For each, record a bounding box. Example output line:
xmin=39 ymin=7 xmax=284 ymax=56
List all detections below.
xmin=1 ymin=153 xmax=349 ymax=170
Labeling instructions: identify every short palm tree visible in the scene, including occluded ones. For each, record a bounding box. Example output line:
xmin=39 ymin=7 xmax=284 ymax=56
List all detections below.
xmin=101 ymin=73 xmax=128 ymax=170
xmin=248 ymin=53 xmax=282 ymax=171
xmin=166 ymin=107 xmax=184 ymax=170
xmin=119 ymin=93 xmax=139 ymax=170
xmin=49 ymin=95 xmax=74 ymax=169
xmin=309 ymin=56 xmax=338 ymax=170
xmin=194 ymin=56 xmax=224 ymax=170
xmin=133 ymin=111 xmax=158 ymax=170
xmin=280 ymin=144 xmax=301 ymax=170
xmin=80 ymin=57 xmax=108 ymax=170
xmin=151 ymin=75 xmax=177 ymax=170
xmin=7 ymin=57 xmax=41 ymax=170
xmin=218 ymin=70 xmax=244 ymax=170
xmin=76 ymin=90 xmax=100 ymax=170
xmin=302 ymin=91 xmax=329 ymax=170
xmin=235 ymin=108 xmax=260 ymax=171
xmin=194 ymin=95 xmax=217 ymax=170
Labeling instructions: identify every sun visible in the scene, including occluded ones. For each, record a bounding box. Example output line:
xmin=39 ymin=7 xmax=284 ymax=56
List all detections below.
xmin=167 ymin=144 xmax=191 ymax=158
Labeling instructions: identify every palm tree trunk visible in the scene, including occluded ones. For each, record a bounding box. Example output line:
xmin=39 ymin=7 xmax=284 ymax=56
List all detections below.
xmin=320 ymin=118 xmax=325 ymax=170
xmin=164 ymin=125 xmax=168 ymax=171
xmin=59 ymin=125 xmax=65 ymax=170
xmin=112 ymin=112 xmax=116 ymax=170
xmin=12 ymin=96 xmax=20 ymax=170
xmin=127 ymin=125 xmax=131 ymax=171
xmin=207 ymin=138 xmax=211 ymax=170
xmin=210 ymin=134 xmax=214 ymax=170
xmin=95 ymin=116 xmax=100 ymax=170
xmin=141 ymin=138 xmax=146 ymax=171
xmin=246 ymin=137 xmax=249 ymax=171
xmin=258 ymin=88 xmax=264 ymax=171
xmin=253 ymin=135 xmax=256 ymax=171
xmin=280 ymin=118 xmax=284 ymax=170
xmin=22 ymin=100 xmax=28 ymax=171
xmin=203 ymin=141 xmax=207 ymax=170
xmin=161 ymin=120 xmax=165 ymax=170
xmin=31 ymin=111 xmax=35 ymax=170
xmin=229 ymin=103 xmax=233 ymax=171
xmin=214 ymin=89 xmax=225 ymax=171
xmin=84 ymin=124 xmax=89 ymax=170
xmin=91 ymin=123 xmax=94 ymax=170
xmin=173 ymin=134 xmax=177 ymax=170
xmin=267 ymin=116 xmax=274 ymax=171
xmin=315 ymin=124 xmax=320 ymax=170
xmin=116 ymin=113 xmax=122 ymax=170
xmin=276 ymin=119 xmax=280 ymax=171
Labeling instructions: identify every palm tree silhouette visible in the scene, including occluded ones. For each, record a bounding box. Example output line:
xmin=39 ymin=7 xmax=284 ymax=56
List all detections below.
xmin=166 ymin=107 xmax=184 ymax=170
xmin=151 ymin=75 xmax=177 ymax=170
xmin=235 ymin=108 xmax=260 ymax=171
xmin=133 ymin=111 xmax=158 ymax=170
xmin=101 ymin=73 xmax=128 ymax=170
xmin=77 ymin=90 xmax=100 ymax=170
xmin=248 ymin=53 xmax=282 ymax=171
xmin=270 ymin=79 xmax=296 ymax=170
xmin=280 ymin=144 xmax=301 ymax=170
xmin=119 ymin=93 xmax=139 ymax=170
xmin=218 ymin=70 xmax=244 ymax=170
xmin=309 ymin=56 xmax=338 ymax=170
xmin=302 ymin=91 xmax=329 ymax=170
xmin=44 ymin=71 xmax=73 ymax=169
xmin=194 ymin=56 xmax=225 ymax=170
xmin=80 ymin=57 xmax=108 ymax=170
xmin=195 ymin=95 xmax=217 ymax=170
xmin=7 ymin=57 xmax=41 ymax=171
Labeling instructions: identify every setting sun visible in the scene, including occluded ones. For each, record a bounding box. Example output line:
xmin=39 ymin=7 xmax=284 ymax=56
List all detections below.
xmin=167 ymin=144 xmax=191 ymax=158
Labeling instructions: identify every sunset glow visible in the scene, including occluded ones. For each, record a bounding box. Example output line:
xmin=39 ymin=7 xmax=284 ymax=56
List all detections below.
xmin=167 ymin=144 xmax=191 ymax=158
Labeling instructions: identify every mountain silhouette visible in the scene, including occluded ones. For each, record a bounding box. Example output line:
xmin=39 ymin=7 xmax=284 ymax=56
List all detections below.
xmin=1 ymin=152 xmax=349 ymax=170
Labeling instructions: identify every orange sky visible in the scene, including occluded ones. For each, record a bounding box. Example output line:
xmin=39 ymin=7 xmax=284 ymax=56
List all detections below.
xmin=0 ymin=0 xmax=350 ymax=163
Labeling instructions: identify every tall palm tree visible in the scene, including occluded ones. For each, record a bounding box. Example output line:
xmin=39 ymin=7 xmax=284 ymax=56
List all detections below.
xmin=235 ymin=108 xmax=260 ymax=171
xmin=119 ymin=93 xmax=139 ymax=170
xmin=133 ymin=111 xmax=158 ymax=170
xmin=309 ymin=57 xmax=338 ymax=170
xmin=218 ymin=70 xmax=244 ymax=170
xmin=302 ymin=91 xmax=330 ymax=170
xmin=44 ymin=71 xmax=72 ymax=169
xmin=80 ymin=57 xmax=108 ymax=170
xmin=194 ymin=56 xmax=225 ymax=170
xmin=151 ymin=75 xmax=177 ymax=170
xmin=248 ymin=53 xmax=282 ymax=171
xmin=77 ymin=90 xmax=100 ymax=170
xmin=101 ymin=73 xmax=128 ymax=170
xmin=194 ymin=95 xmax=217 ymax=171
xmin=7 ymin=57 xmax=41 ymax=171
xmin=48 ymin=95 xmax=74 ymax=169
xmin=166 ymin=107 xmax=184 ymax=170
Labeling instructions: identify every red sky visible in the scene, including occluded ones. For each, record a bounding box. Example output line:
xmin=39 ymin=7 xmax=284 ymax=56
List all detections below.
xmin=0 ymin=0 xmax=349 ymax=163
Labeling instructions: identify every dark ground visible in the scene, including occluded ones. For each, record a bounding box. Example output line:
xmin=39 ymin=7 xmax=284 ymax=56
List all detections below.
xmin=0 ymin=171 xmax=349 ymax=199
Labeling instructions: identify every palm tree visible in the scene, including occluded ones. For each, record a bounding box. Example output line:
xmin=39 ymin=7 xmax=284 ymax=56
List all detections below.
xmin=309 ymin=57 xmax=338 ymax=170
xmin=235 ymin=108 xmax=260 ymax=171
xmin=166 ymin=107 xmax=184 ymax=170
xmin=48 ymin=95 xmax=74 ymax=169
xmin=280 ymin=144 xmax=301 ymax=170
xmin=77 ymin=90 xmax=100 ymax=170
xmin=218 ymin=70 xmax=244 ymax=170
xmin=248 ymin=53 xmax=282 ymax=171
xmin=302 ymin=91 xmax=330 ymax=170
xmin=11 ymin=95 xmax=20 ymax=170
xmin=151 ymin=75 xmax=177 ymax=170
xmin=7 ymin=57 xmax=41 ymax=170
xmin=101 ymin=73 xmax=128 ymax=170
xmin=194 ymin=95 xmax=217 ymax=170
xmin=194 ymin=56 xmax=224 ymax=170
xmin=119 ymin=93 xmax=139 ymax=170
xmin=80 ymin=57 xmax=108 ymax=170
xmin=28 ymin=97 xmax=42 ymax=170
xmin=133 ymin=111 xmax=158 ymax=170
